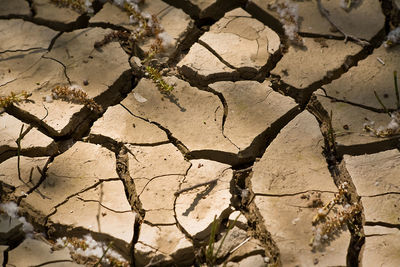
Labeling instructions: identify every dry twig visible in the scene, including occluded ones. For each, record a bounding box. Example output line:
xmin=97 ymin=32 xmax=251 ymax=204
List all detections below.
xmin=316 ymin=0 xmax=370 ymax=46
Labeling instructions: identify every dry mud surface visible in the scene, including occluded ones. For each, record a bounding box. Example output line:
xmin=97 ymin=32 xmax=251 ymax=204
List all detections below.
xmin=1 ymin=0 xmax=400 ymax=266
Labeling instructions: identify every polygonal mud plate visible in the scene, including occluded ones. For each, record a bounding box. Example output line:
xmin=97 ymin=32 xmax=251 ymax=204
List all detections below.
xmin=247 ymin=0 xmax=384 ymax=41
xmin=271 ymin=37 xmax=362 ymax=90
xmin=255 ymin=193 xmax=349 ymax=267
xmin=0 ymin=0 xmax=30 ymax=16
xmin=200 ymin=8 xmax=280 ymax=78
xmin=361 ymin=194 xmax=400 ymax=225
xmin=178 ymin=7 xmax=280 ymax=83
xmin=323 ymin=45 xmax=400 ymax=110
xmin=135 ymin=224 xmax=194 ymax=266
xmin=0 ymin=49 xmax=77 ymax=134
xmin=363 ymin=226 xmax=400 ymax=267
xmin=122 ymin=77 xmax=238 ymax=153
xmin=209 ymin=80 xmax=298 ymax=151
xmin=344 ymin=150 xmax=400 ymax=196
xmin=23 ymin=142 xmax=118 ymax=218
xmin=48 ymin=180 xmax=136 ymax=245
xmin=8 ymin=238 xmax=84 ymax=267
xmin=3 ymin=26 xmax=130 ymax=134
xmin=177 ymin=43 xmax=239 ymax=85
xmin=344 ymin=150 xmax=400 ymax=224
xmin=0 ymin=114 xmax=54 ymax=156
xmin=89 ymin=2 xmax=131 ymax=28
xmin=251 ymin=111 xmax=337 ymax=195
xmin=251 ymin=110 xmax=350 ymax=265
xmin=47 ymin=27 xmax=131 ymax=98
xmin=175 ymin=159 xmax=233 ymax=241
xmin=0 ymin=19 xmax=57 ymax=52
xmin=90 ymin=103 xmax=168 ymax=145
xmin=0 ymin=19 xmax=59 ymax=99
xmin=316 ymin=94 xmax=393 ymax=150
xmin=0 ymin=156 xmax=49 ymax=197
xmin=127 ymin=143 xmax=190 ymax=225
xmin=32 ymin=0 xmax=82 ymax=24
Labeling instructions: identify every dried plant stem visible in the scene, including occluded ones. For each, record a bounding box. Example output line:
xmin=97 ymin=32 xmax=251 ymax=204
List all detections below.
xmin=0 ymin=91 xmax=31 ymax=108
xmin=394 ymin=71 xmax=399 ymax=109
xmin=16 ymin=124 xmax=33 ymax=185
xmin=145 ymin=66 xmax=174 ymax=92
xmin=373 ymin=90 xmax=390 ymax=116
xmin=16 ymin=125 xmax=24 ymax=183
xmin=206 ymin=215 xmax=219 ymax=265
xmin=328 ymin=110 xmax=337 ymax=154
xmin=94 ymin=241 xmax=113 ymax=267
xmin=312 ymin=200 xmax=336 ymax=224
xmin=316 ymin=0 xmax=370 ymax=46
xmin=214 ymin=213 xmax=240 ymax=259
xmin=347 ymin=0 xmax=352 ymax=9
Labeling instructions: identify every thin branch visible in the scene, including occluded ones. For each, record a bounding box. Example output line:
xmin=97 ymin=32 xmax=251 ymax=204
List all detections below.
xmin=16 ymin=124 xmax=33 ymax=185
xmin=76 ymin=197 xmax=132 ymax=213
xmin=394 ymin=71 xmax=399 ymax=109
xmin=29 ymin=260 xmax=74 ymax=267
xmin=94 ymin=241 xmax=113 ymax=267
xmin=374 ymin=90 xmax=390 ymax=116
xmin=316 ymin=0 xmax=370 ymax=46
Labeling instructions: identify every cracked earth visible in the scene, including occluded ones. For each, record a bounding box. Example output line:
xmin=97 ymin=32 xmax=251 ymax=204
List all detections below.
xmin=1 ymin=0 xmax=400 ymax=266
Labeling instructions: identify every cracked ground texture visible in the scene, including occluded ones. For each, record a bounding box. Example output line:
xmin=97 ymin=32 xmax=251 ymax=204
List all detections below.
xmin=0 ymin=0 xmax=400 ymax=266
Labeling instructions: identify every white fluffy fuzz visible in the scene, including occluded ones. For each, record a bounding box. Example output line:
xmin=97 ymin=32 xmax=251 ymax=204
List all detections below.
xmin=385 ymin=27 xmax=400 ymax=48
xmin=0 ymin=201 xmax=34 ymax=235
xmin=85 ymin=0 xmax=94 ymax=14
xmin=113 ymin=0 xmax=125 ymax=7
xmin=57 ymin=234 xmax=126 ymax=263
xmin=0 ymin=201 xmax=18 ymax=218
xmin=157 ymin=32 xmax=174 ymax=48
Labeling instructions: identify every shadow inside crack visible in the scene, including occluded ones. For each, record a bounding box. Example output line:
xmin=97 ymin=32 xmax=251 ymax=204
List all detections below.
xmin=337 ymin=137 xmax=400 ymax=156
xmin=0 ymin=142 xmax=58 ymax=164
xmin=187 ymin=150 xmax=249 ymax=166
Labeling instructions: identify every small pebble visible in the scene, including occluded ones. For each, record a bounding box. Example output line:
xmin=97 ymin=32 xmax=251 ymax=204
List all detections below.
xmin=83 ymin=80 xmax=89 ymax=86
xmin=45 ymin=95 xmax=53 ymax=103
xmin=291 ymin=217 xmax=300 ymax=225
